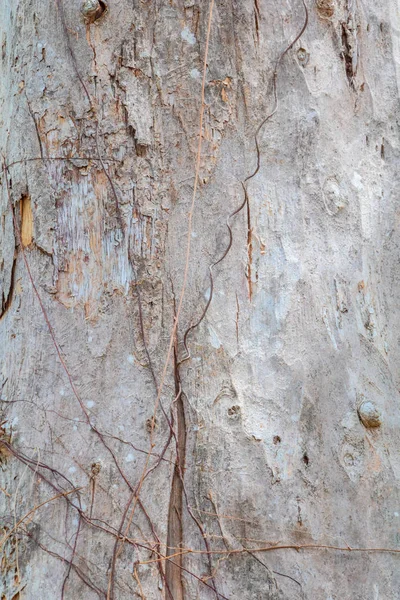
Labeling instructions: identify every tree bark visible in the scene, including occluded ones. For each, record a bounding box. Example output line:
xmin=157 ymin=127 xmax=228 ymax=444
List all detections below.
xmin=1 ymin=0 xmax=400 ymax=599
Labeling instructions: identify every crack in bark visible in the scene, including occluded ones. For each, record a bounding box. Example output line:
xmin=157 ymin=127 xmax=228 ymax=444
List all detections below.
xmin=246 ymin=192 xmax=253 ymax=301
xmin=254 ymin=0 xmax=261 ymax=44
xmin=0 ymin=250 xmax=16 ymax=319
xmin=165 ymin=336 xmax=186 ymax=600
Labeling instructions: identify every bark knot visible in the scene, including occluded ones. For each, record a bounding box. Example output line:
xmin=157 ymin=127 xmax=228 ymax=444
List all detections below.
xmin=81 ymin=0 xmax=107 ymax=24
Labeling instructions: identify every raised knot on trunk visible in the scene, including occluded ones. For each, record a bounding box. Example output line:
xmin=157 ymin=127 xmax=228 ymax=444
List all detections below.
xmin=81 ymin=0 xmax=107 ymax=24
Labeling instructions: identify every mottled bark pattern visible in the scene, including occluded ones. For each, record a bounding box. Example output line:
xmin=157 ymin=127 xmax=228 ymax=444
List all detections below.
xmin=1 ymin=0 xmax=400 ymax=599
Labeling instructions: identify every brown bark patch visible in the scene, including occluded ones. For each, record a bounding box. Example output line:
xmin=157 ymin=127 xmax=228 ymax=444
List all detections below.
xmin=316 ymin=0 xmax=335 ymax=18
xmin=20 ymin=195 xmax=33 ymax=247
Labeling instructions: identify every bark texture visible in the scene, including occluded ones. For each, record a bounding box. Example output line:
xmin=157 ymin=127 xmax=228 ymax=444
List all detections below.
xmin=1 ymin=0 xmax=400 ymax=599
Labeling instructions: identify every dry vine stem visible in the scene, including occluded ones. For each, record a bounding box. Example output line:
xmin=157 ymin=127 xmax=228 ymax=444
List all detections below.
xmin=135 ymin=0 xmax=216 ymax=497
xmin=108 ymin=1 xmax=216 ymax=597
xmin=182 ymin=0 xmax=309 ymax=361
xmin=1 ymin=157 xmax=169 ymax=596
xmin=1 ymin=487 xmax=83 ymax=549
xmin=137 ymin=542 xmax=400 ymax=566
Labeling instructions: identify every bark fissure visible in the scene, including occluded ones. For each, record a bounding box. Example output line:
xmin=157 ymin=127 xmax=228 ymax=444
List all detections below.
xmin=246 ymin=194 xmax=253 ymax=301
xmin=0 ymin=251 xmax=16 ymax=319
xmin=165 ymin=337 xmax=186 ymax=600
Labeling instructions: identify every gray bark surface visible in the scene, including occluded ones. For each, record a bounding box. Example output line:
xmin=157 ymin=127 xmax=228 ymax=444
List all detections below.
xmin=1 ymin=1 xmax=400 ymax=598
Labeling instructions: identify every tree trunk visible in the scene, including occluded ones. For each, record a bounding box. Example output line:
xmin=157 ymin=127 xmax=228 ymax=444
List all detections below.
xmin=1 ymin=0 xmax=400 ymax=598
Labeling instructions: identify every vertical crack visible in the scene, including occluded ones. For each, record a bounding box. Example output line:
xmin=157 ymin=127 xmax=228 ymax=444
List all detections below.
xmin=165 ymin=329 xmax=186 ymax=600
xmin=246 ymin=197 xmax=253 ymax=301
xmin=254 ymin=0 xmax=261 ymax=45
